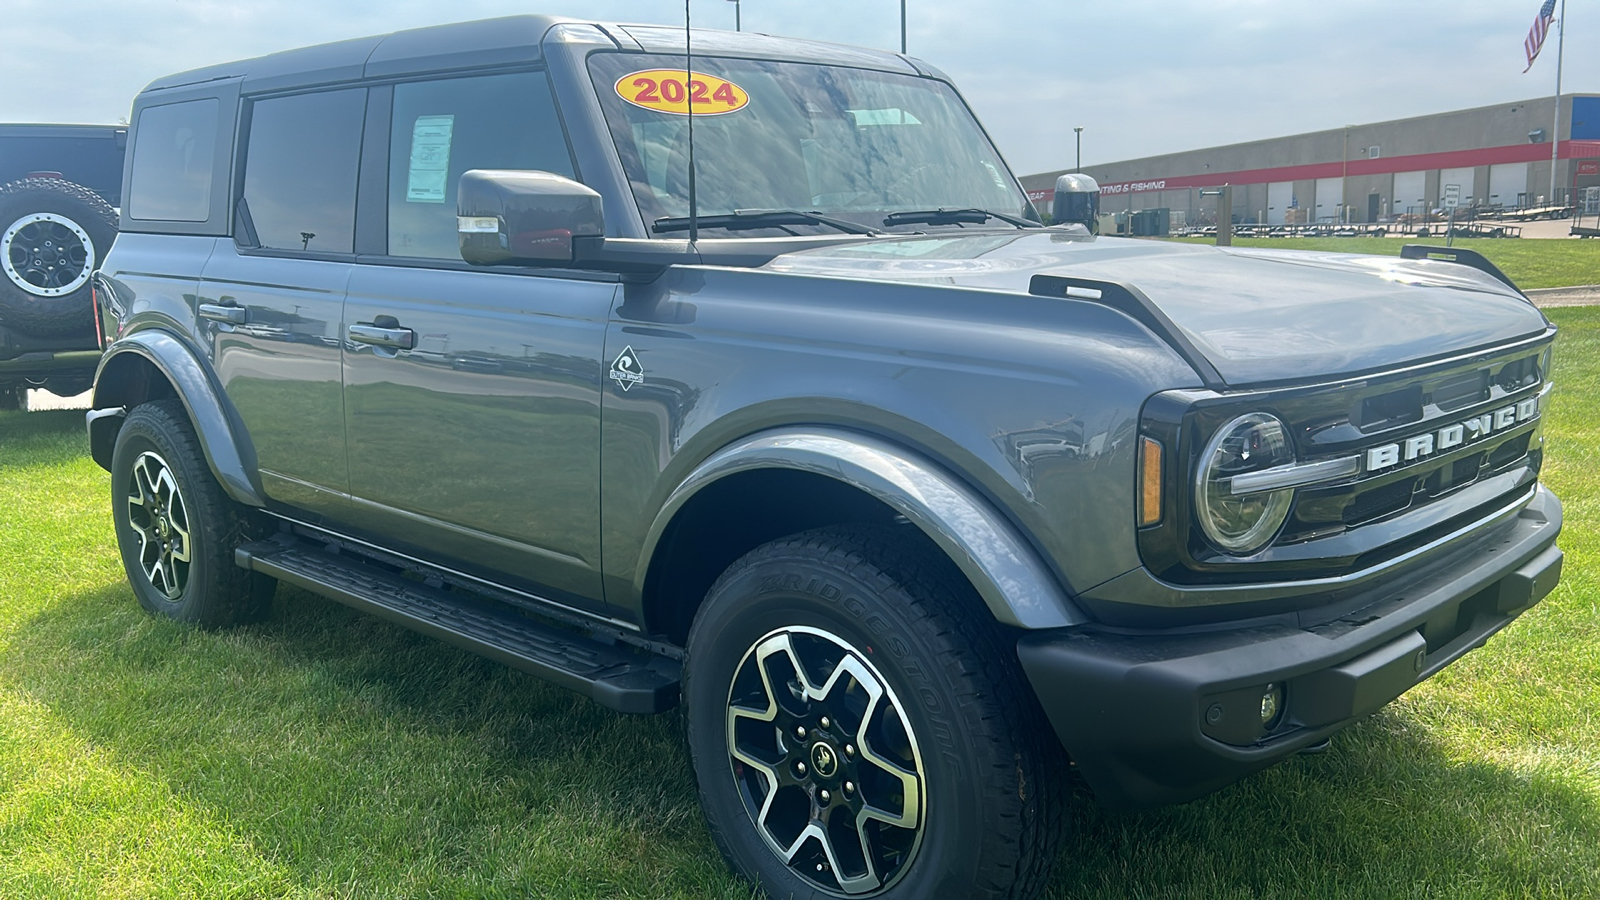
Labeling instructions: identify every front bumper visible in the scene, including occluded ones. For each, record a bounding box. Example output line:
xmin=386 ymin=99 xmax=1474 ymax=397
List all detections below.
xmin=1017 ymin=484 xmax=1562 ymax=810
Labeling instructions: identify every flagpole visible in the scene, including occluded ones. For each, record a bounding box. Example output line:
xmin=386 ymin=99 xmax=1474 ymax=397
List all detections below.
xmin=1549 ymin=0 xmax=1565 ymax=204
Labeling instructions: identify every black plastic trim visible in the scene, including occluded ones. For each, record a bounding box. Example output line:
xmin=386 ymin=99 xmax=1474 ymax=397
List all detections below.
xmin=1400 ymin=244 xmax=1525 ymax=296
xmin=237 ymin=532 xmax=681 ymax=713
xmin=1029 ymin=275 xmax=1227 ymax=391
xmin=1020 ymin=488 xmax=1561 ymax=809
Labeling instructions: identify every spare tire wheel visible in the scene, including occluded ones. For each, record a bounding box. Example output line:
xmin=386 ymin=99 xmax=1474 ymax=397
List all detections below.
xmin=0 ymin=178 xmax=118 ymax=337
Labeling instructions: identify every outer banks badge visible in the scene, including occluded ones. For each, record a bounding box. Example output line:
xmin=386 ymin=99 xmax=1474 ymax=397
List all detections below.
xmin=609 ymin=345 xmax=645 ymax=391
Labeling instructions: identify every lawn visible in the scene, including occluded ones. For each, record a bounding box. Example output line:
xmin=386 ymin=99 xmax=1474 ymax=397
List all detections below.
xmin=1 ymin=310 xmax=1597 ymax=898
xmin=1169 ymin=235 xmax=1600 ymax=290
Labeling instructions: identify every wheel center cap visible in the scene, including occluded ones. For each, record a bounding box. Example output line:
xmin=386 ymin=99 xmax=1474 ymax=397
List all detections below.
xmin=810 ymin=741 xmax=839 ymax=779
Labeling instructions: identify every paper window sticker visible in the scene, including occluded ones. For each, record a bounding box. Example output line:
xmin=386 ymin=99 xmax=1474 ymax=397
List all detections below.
xmin=407 ymin=114 xmax=455 ymax=203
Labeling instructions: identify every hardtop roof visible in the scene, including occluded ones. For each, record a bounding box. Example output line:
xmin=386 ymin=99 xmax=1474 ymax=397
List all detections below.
xmin=141 ymin=15 xmax=921 ymax=97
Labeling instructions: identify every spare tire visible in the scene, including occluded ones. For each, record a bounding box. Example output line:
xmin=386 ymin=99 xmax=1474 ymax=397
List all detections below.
xmin=0 ymin=178 xmax=118 ymax=337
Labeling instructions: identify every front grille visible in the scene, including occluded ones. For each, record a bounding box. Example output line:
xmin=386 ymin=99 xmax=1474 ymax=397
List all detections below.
xmin=1136 ymin=333 xmax=1553 ymax=585
xmin=1340 ymin=479 xmax=1413 ymax=527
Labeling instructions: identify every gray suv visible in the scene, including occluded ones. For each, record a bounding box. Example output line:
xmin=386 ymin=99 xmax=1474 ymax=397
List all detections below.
xmin=88 ymin=16 xmax=1563 ymax=900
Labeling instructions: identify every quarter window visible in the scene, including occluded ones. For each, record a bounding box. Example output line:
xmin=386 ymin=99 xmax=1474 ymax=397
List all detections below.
xmin=127 ymin=99 xmax=218 ymax=222
xmin=388 ymin=71 xmax=574 ymax=259
xmin=242 ymin=89 xmax=366 ymax=253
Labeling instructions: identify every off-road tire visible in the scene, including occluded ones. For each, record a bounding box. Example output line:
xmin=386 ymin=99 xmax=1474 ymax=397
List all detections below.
xmin=0 ymin=178 xmax=118 ymax=337
xmin=684 ymin=525 xmax=1067 ymax=900
xmin=110 ymin=399 xmax=275 ymax=626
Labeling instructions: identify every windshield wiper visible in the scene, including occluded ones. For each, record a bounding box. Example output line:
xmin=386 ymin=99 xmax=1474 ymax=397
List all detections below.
xmin=881 ymin=208 xmax=1038 ymax=228
xmin=653 ymin=209 xmax=879 ymax=236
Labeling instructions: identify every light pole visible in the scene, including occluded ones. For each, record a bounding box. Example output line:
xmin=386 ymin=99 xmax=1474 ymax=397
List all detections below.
xmin=727 ymin=0 xmax=740 ymax=31
xmin=900 ymin=0 xmax=907 ymax=54
xmin=1074 ymin=126 xmax=1083 ymax=173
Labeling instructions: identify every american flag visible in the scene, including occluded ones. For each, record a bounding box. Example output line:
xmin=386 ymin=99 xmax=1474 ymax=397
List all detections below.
xmin=1524 ymin=0 xmax=1558 ymax=72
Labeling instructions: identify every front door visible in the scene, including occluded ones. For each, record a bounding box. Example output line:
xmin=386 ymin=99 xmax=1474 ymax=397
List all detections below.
xmin=342 ymin=268 xmax=615 ymax=610
xmin=339 ymin=68 xmax=610 ymax=610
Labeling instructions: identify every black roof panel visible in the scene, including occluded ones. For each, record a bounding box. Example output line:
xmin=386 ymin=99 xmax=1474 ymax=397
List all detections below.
xmin=141 ymin=14 xmax=917 ymax=98
xmin=618 ymin=24 xmax=916 ymax=73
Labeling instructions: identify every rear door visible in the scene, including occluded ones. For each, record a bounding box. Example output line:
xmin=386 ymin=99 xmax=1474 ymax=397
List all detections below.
xmin=199 ymin=88 xmax=367 ymax=518
xmin=341 ymin=71 xmax=616 ymax=613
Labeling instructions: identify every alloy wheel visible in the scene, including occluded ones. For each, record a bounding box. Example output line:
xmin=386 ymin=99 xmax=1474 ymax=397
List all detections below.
xmin=725 ymin=625 xmax=926 ymax=896
xmin=125 ymin=450 xmax=192 ymax=600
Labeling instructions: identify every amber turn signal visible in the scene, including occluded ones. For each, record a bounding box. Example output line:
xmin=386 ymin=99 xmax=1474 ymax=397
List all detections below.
xmin=1138 ymin=436 xmax=1163 ymax=527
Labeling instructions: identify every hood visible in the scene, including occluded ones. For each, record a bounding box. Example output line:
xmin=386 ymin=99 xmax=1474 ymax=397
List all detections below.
xmin=761 ymin=231 xmax=1552 ymax=387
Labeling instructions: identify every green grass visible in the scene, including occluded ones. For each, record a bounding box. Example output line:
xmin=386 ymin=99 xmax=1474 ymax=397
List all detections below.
xmin=2 ymin=313 xmax=1599 ymax=898
xmin=1168 ymin=236 xmax=1600 ymax=290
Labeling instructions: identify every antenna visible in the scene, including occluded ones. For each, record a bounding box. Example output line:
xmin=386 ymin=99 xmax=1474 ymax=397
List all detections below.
xmin=685 ymin=0 xmax=699 ymax=243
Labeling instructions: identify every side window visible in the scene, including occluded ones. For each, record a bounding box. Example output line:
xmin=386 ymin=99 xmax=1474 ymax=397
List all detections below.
xmin=127 ymin=99 xmax=218 ymax=222
xmin=388 ymin=71 xmax=575 ymax=259
xmin=242 ymin=89 xmax=366 ymax=253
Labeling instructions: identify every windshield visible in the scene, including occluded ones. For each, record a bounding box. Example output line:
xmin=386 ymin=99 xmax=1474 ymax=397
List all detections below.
xmin=587 ymin=53 xmax=1036 ymax=235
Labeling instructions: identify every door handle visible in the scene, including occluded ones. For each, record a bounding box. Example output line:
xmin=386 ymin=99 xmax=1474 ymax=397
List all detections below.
xmin=348 ymin=316 xmax=415 ymax=350
xmin=198 ymin=302 xmax=247 ymax=325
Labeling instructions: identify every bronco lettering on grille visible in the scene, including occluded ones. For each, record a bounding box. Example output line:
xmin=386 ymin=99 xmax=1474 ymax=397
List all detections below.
xmin=1364 ymin=397 xmax=1540 ymax=473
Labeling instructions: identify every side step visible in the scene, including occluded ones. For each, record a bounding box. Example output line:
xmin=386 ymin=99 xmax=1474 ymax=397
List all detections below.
xmin=235 ymin=539 xmax=680 ymax=714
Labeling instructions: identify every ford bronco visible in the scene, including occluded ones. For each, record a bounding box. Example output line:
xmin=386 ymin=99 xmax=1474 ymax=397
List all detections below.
xmin=87 ymin=16 xmax=1562 ymax=899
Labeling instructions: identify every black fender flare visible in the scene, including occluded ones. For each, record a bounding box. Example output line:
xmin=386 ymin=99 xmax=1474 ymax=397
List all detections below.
xmin=638 ymin=428 xmax=1088 ymax=630
xmin=87 ymin=329 xmax=265 ymax=507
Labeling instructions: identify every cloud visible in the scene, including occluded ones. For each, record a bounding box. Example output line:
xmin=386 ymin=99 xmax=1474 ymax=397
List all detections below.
xmin=0 ymin=0 xmax=1591 ymax=176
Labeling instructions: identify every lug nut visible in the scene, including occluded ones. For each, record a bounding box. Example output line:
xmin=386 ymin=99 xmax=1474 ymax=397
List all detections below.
xmin=844 ymin=744 xmax=855 ymax=757
xmin=796 ymin=761 xmax=807 ymax=776
xmin=844 ymin=781 xmax=854 ymax=794
xmin=795 ymin=726 xmax=807 ymax=740
xmin=820 ymin=790 xmax=831 ymax=803
xmin=819 ymin=716 xmax=831 ymax=729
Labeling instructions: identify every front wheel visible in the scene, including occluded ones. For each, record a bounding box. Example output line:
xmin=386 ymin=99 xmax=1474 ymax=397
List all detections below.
xmin=110 ymin=399 xmax=275 ymax=626
xmin=684 ymin=526 xmax=1066 ymax=900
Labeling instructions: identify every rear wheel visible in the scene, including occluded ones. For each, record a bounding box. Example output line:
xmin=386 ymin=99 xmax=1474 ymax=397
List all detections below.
xmin=110 ymin=399 xmax=275 ymax=626
xmin=0 ymin=382 xmax=20 ymax=411
xmin=684 ymin=526 xmax=1066 ymax=900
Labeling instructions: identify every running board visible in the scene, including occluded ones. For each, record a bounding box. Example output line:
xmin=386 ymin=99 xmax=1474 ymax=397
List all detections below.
xmin=235 ymin=538 xmax=680 ymax=714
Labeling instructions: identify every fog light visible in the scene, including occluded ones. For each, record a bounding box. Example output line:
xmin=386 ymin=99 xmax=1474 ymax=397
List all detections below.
xmin=1260 ymin=684 xmax=1283 ymax=726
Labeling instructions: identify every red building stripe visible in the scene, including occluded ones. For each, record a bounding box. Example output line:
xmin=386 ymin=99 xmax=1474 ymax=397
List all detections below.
xmin=1037 ymin=140 xmax=1600 ymax=200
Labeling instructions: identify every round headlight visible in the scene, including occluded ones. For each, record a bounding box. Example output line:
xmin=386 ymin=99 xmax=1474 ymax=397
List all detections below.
xmin=1194 ymin=413 xmax=1295 ymax=555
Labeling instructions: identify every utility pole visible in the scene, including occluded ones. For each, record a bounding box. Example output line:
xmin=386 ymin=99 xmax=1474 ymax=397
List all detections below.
xmin=1074 ymin=127 xmax=1083 ymax=173
xmin=900 ymin=0 xmax=907 ymax=53
xmin=1341 ymin=124 xmax=1351 ymax=224
xmin=727 ymin=0 xmax=740 ymax=31
xmin=1549 ymin=0 xmax=1566 ymax=204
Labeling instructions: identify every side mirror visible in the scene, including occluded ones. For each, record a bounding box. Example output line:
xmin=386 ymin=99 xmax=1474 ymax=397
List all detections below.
xmin=457 ymin=169 xmax=604 ymax=266
xmin=1052 ymin=173 xmax=1100 ymax=233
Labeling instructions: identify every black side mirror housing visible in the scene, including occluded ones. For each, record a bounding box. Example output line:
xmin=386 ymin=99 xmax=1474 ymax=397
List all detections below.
xmin=1052 ymin=173 xmax=1101 ymax=233
xmin=457 ymin=169 xmax=605 ymax=266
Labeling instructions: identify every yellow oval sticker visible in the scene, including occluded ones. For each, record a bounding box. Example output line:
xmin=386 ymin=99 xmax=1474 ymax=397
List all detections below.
xmin=615 ymin=69 xmax=750 ymax=116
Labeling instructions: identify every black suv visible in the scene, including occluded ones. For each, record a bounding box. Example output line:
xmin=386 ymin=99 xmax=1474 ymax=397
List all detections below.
xmin=0 ymin=123 xmax=124 ymax=408
xmin=87 ymin=17 xmax=1562 ymax=900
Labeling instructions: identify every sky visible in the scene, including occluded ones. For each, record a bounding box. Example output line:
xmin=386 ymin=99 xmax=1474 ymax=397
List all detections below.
xmin=2 ymin=0 xmax=1593 ymax=177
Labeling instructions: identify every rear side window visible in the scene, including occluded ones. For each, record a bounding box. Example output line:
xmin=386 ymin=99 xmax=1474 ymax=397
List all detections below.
xmin=242 ymin=89 xmax=366 ymax=253
xmin=387 ymin=71 xmax=574 ymax=259
xmin=127 ymin=99 xmax=218 ymax=221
